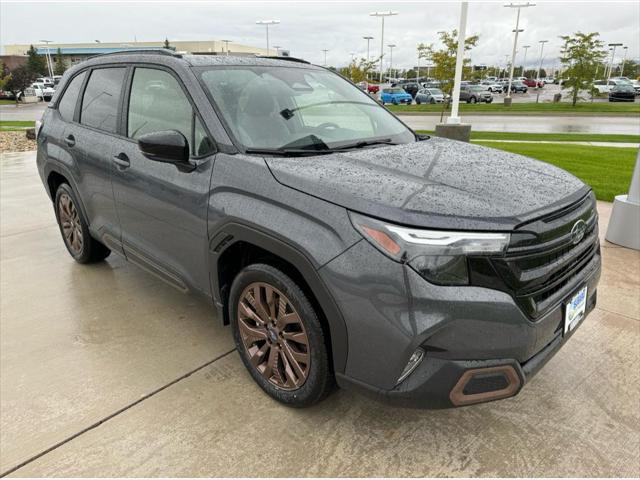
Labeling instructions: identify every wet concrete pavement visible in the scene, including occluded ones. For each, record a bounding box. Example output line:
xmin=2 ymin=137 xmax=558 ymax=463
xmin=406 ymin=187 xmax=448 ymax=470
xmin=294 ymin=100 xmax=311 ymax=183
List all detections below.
xmin=1 ymin=151 xmax=639 ymax=476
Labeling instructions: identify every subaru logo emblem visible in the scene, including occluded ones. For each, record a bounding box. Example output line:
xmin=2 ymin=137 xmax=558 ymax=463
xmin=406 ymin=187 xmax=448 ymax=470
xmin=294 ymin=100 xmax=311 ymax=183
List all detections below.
xmin=570 ymin=220 xmax=587 ymax=245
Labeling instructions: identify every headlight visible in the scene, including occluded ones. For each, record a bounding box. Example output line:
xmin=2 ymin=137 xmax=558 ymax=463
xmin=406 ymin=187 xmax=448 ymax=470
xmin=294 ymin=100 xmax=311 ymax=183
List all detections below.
xmin=349 ymin=212 xmax=510 ymax=286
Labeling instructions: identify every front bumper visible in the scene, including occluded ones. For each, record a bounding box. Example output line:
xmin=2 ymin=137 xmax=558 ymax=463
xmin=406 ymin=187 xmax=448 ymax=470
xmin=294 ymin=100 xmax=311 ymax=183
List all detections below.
xmin=320 ymin=239 xmax=601 ymax=408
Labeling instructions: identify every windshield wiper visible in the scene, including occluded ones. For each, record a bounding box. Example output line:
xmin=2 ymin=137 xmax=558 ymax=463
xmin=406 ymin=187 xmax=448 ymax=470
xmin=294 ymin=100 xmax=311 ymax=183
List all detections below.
xmin=331 ymin=138 xmax=397 ymax=151
xmin=280 ymin=134 xmax=329 ymax=151
xmin=244 ymin=147 xmax=333 ymax=157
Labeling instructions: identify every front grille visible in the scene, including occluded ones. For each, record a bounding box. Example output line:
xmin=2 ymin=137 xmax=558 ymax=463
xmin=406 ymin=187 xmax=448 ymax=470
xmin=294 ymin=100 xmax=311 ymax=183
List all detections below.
xmin=470 ymin=193 xmax=601 ymax=319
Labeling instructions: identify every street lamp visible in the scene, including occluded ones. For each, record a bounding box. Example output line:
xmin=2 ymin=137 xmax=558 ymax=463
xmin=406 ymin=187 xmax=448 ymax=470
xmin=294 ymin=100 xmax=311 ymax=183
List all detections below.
xmin=370 ymin=11 xmax=398 ymax=82
xmin=322 ymin=49 xmax=329 ymax=66
xmin=620 ymin=45 xmax=628 ymax=77
xmin=363 ymin=36 xmax=374 ymax=61
xmin=273 ymin=45 xmax=282 ymax=56
xmin=388 ymin=44 xmax=396 ymax=81
xmin=504 ymin=2 xmax=535 ymax=104
xmin=535 ymin=40 xmax=548 ymax=85
xmin=606 ymin=43 xmax=623 ymax=83
xmin=522 ymin=44 xmax=530 ymax=74
xmin=221 ymin=39 xmax=231 ymax=55
xmin=39 ymin=39 xmax=54 ymax=78
xmin=255 ymin=19 xmax=280 ymax=54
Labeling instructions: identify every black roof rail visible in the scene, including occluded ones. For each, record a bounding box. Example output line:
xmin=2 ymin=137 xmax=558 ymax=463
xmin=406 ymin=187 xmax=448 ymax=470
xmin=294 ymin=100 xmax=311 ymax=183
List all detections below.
xmin=255 ymin=55 xmax=310 ymax=64
xmin=89 ymin=48 xmax=182 ymax=60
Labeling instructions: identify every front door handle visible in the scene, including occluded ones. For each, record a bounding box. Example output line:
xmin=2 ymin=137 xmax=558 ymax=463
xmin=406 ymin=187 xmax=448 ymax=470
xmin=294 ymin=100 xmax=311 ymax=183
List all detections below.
xmin=64 ymin=134 xmax=75 ymax=147
xmin=112 ymin=153 xmax=130 ymax=169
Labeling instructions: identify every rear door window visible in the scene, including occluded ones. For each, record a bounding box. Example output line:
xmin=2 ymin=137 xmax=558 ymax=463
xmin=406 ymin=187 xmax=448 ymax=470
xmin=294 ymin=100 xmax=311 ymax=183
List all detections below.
xmin=80 ymin=68 xmax=126 ymax=134
xmin=58 ymin=72 xmax=86 ymax=122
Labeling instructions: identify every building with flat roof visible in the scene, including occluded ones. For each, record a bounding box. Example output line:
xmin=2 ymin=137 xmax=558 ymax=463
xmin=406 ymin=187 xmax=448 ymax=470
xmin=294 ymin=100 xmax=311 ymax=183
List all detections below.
xmin=2 ymin=40 xmax=273 ymax=66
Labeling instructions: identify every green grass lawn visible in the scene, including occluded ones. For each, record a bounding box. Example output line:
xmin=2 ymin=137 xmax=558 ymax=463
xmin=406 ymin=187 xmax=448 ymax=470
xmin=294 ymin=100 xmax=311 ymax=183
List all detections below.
xmin=416 ymin=130 xmax=640 ymax=143
xmin=475 ymin=141 xmax=636 ymax=202
xmin=0 ymin=120 xmax=35 ymax=131
xmin=388 ymin=102 xmax=640 ymax=115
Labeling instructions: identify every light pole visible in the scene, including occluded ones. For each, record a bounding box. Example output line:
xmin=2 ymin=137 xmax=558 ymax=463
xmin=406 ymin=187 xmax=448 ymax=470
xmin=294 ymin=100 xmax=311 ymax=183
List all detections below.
xmin=416 ymin=47 xmax=421 ymax=81
xmin=363 ymin=36 xmax=374 ymax=61
xmin=447 ymin=1 xmax=469 ymax=125
xmin=221 ymin=39 xmax=231 ymax=55
xmin=40 ymin=40 xmax=54 ymax=79
xmin=255 ymin=19 xmax=280 ymax=54
xmin=504 ymin=2 xmax=535 ymax=105
xmin=621 ymin=45 xmax=628 ymax=77
xmin=521 ymin=44 xmax=530 ymax=75
xmin=388 ymin=44 xmax=396 ymax=80
xmin=606 ymin=43 xmax=623 ymax=83
xmin=322 ymin=49 xmax=329 ymax=67
xmin=273 ymin=45 xmax=282 ymax=56
xmin=535 ymin=40 xmax=548 ymax=85
xmin=504 ymin=54 xmax=510 ymax=77
xmin=370 ymin=11 xmax=398 ymax=83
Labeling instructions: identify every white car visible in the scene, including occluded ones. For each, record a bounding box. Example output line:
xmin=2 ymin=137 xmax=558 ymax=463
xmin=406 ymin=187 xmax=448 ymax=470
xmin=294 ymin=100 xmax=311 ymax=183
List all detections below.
xmin=481 ymin=80 xmax=503 ymax=93
xmin=31 ymin=83 xmax=55 ymax=101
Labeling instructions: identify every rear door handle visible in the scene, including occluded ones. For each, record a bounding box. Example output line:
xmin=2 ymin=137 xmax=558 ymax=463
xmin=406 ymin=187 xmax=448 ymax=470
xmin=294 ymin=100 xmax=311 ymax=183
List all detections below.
xmin=64 ymin=134 xmax=75 ymax=147
xmin=112 ymin=153 xmax=130 ymax=168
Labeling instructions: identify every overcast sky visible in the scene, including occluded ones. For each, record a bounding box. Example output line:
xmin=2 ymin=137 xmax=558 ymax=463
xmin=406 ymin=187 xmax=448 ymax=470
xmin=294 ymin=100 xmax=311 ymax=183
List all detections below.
xmin=1 ymin=1 xmax=639 ymax=70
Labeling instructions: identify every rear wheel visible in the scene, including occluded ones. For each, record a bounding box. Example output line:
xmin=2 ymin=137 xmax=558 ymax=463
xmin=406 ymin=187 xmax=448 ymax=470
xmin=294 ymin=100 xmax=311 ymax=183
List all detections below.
xmin=54 ymin=183 xmax=110 ymax=263
xmin=230 ymin=263 xmax=333 ymax=407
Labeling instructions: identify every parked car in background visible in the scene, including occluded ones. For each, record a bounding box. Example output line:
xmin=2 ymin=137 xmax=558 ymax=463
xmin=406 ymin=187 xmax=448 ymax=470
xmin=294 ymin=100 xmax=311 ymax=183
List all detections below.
xmin=522 ymin=78 xmax=544 ymax=88
xmin=31 ymin=83 xmax=55 ymax=101
xmin=380 ymin=87 xmax=413 ymax=105
xmin=629 ymin=80 xmax=640 ymax=95
xmin=35 ymin=77 xmax=55 ymax=88
xmin=608 ymin=84 xmax=636 ymax=102
xmin=459 ymin=85 xmax=493 ymax=103
xmin=400 ymin=82 xmax=420 ymax=98
xmin=593 ymin=80 xmax=617 ymax=94
xmin=415 ymin=87 xmax=446 ymax=104
xmin=367 ymin=83 xmax=380 ymax=94
xmin=481 ymin=80 xmax=503 ymax=93
xmin=502 ymin=80 xmax=528 ymax=93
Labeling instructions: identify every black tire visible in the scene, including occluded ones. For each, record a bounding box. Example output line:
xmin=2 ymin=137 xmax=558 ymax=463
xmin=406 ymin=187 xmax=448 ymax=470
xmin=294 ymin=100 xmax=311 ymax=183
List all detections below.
xmin=470 ymin=97 xmax=477 ymax=104
xmin=430 ymin=98 xmax=436 ymax=104
xmin=54 ymin=183 xmax=111 ymax=263
xmin=415 ymin=98 xmax=421 ymax=105
xmin=229 ymin=263 xmax=334 ymax=407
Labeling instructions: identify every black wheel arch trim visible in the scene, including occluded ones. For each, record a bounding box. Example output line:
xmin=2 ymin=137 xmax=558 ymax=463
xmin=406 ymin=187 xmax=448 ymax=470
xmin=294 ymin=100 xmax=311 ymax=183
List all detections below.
xmin=43 ymin=163 xmax=91 ymax=227
xmin=208 ymin=220 xmax=349 ymax=374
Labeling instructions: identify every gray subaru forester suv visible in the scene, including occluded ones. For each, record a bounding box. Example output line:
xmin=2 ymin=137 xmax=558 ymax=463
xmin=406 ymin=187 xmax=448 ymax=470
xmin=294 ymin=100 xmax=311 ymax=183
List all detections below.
xmin=37 ymin=50 xmax=601 ymax=408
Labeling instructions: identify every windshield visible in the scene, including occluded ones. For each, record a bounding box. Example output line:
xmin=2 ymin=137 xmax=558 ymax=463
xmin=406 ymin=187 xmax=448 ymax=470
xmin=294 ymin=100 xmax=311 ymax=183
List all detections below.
xmin=615 ymin=85 xmax=634 ymax=92
xmin=428 ymin=89 xmax=443 ymax=95
xmin=197 ymin=66 xmax=415 ymax=151
xmin=470 ymin=86 xmax=485 ymax=91
xmin=386 ymin=88 xmax=406 ymax=94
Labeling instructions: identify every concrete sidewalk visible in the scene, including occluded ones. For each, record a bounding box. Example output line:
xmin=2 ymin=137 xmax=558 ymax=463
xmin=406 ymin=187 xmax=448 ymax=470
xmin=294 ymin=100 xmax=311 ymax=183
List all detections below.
xmin=1 ymin=151 xmax=639 ymax=477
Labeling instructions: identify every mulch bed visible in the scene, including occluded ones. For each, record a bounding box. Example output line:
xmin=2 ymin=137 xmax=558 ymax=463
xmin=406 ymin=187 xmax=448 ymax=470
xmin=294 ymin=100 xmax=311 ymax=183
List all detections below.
xmin=0 ymin=131 xmax=37 ymax=153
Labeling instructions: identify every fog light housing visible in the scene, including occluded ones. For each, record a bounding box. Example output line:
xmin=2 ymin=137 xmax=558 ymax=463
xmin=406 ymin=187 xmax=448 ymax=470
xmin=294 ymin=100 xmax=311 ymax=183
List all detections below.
xmin=396 ymin=348 xmax=424 ymax=385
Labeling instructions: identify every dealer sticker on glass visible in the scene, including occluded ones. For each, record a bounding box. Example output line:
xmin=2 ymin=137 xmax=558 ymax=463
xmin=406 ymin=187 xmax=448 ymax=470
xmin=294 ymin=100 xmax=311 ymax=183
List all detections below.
xmin=564 ymin=286 xmax=588 ymax=335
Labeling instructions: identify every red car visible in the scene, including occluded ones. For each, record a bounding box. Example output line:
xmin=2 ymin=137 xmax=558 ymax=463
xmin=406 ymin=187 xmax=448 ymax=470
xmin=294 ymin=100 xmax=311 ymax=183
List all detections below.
xmin=367 ymin=84 xmax=380 ymax=94
xmin=523 ymin=78 xmax=544 ymax=88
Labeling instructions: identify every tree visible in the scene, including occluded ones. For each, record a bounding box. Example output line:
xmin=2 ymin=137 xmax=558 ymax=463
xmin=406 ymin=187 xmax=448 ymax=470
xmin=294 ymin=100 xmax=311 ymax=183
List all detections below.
xmin=620 ymin=59 xmax=639 ymax=79
xmin=53 ymin=48 xmax=67 ymax=76
xmin=6 ymin=65 xmax=36 ymax=104
xmin=524 ymin=68 xmax=546 ymax=79
xmin=417 ymin=30 xmax=479 ymax=96
xmin=559 ymin=32 xmax=606 ymax=106
xmin=164 ymin=38 xmax=171 ymax=49
xmin=342 ymin=57 xmax=380 ymax=83
xmin=27 ymin=44 xmax=47 ymax=76
xmin=0 ymin=61 xmax=11 ymax=92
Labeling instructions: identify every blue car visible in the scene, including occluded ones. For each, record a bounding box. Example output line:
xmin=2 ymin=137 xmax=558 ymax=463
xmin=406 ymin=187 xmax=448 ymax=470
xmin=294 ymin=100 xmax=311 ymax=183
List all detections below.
xmin=380 ymin=87 xmax=413 ymax=105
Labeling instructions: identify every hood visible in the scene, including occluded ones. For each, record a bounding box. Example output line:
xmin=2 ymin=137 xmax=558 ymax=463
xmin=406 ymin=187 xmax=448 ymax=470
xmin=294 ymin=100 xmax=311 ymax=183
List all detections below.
xmin=264 ymin=137 xmax=589 ymax=231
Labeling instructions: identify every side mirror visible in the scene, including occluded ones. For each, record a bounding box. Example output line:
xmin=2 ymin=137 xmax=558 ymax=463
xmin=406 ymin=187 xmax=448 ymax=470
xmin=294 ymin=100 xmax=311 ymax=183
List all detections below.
xmin=137 ymin=130 xmax=194 ymax=170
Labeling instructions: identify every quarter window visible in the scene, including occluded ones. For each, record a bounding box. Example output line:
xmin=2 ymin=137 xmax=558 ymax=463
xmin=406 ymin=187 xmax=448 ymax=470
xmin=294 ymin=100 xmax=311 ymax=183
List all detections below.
xmin=80 ymin=68 xmax=126 ymax=133
xmin=58 ymin=71 xmax=86 ymax=122
xmin=127 ymin=68 xmax=213 ymax=156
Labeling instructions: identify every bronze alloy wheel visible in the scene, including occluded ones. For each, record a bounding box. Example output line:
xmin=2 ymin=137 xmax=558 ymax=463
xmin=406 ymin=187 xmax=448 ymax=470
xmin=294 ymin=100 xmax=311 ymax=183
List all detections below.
xmin=58 ymin=192 xmax=84 ymax=256
xmin=237 ymin=282 xmax=310 ymax=390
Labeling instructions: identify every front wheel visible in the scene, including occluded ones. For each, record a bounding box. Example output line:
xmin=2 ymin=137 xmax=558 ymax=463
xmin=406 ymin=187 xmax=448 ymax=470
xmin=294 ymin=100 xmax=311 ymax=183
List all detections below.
xmin=430 ymin=98 xmax=436 ymax=104
xmin=229 ymin=263 xmax=333 ymax=407
xmin=470 ymin=97 xmax=477 ymax=104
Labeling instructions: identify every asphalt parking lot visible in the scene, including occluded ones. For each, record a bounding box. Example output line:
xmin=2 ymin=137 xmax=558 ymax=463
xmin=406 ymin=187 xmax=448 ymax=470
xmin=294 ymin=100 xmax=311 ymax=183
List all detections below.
xmin=1 ymin=150 xmax=639 ymax=477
